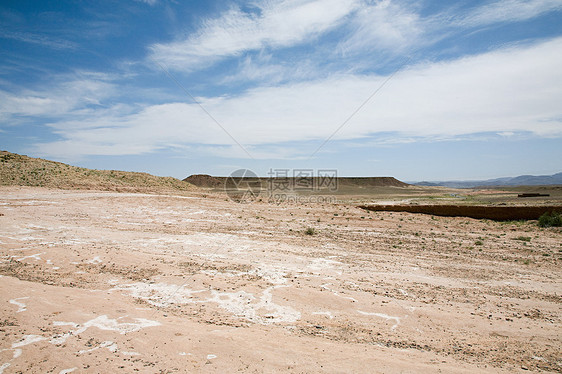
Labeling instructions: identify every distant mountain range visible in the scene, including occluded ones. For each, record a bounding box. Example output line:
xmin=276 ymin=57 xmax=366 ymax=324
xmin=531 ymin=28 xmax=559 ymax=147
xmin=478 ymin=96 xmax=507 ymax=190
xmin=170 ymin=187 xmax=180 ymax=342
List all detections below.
xmin=413 ymin=172 xmax=562 ymax=188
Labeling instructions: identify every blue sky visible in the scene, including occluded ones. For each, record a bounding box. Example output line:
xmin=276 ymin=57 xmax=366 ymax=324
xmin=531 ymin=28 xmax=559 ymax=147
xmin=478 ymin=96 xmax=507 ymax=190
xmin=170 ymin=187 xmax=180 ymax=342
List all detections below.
xmin=1 ymin=0 xmax=561 ymax=181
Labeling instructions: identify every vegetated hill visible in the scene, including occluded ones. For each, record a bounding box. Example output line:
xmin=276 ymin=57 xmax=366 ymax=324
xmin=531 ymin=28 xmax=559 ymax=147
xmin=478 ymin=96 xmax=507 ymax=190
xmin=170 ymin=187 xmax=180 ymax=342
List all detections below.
xmin=0 ymin=151 xmax=195 ymax=193
xmin=183 ymin=174 xmax=222 ymax=188
xmin=414 ymin=172 xmax=562 ymax=188
xmin=184 ymin=174 xmax=408 ymax=189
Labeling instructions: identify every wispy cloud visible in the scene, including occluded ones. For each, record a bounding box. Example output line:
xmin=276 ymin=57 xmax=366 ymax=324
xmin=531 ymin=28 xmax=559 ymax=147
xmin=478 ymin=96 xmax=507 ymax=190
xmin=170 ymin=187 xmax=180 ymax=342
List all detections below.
xmin=338 ymin=0 xmax=424 ymax=56
xmin=27 ymin=37 xmax=562 ymax=159
xmin=135 ymin=0 xmax=159 ymax=6
xmin=0 ymin=73 xmax=119 ymax=123
xmin=220 ymin=53 xmax=320 ymax=85
xmin=149 ymin=0 xmax=562 ymax=80
xmin=149 ymin=0 xmax=358 ymax=71
xmin=457 ymin=0 xmax=562 ymax=27
xmin=0 ymin=29 xmax=77 ymax=50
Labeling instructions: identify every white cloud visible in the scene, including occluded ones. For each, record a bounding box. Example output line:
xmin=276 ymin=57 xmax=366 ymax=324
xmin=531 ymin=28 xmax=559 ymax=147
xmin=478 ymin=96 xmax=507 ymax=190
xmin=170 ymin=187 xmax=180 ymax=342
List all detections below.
xmin=0 ymin=73 xmax=117 ymax=122
xmin=30 ymin=37 xmax=562 ymax=159
xmin=338 ymin=0 xmax=424 ymax=55
xmin=458 ymin=0 xmax=562 ymax=27
xmin=0 ymin=30 xmax=77 ymax=50
xmin=135 ymin=0 xmax=158 ymax=5
xmin=149 ymin=0 xmax=358 ymax=71
xmin=220 ymin=53 xmax=319 ymax=85
xmin=147 ymin=0 xmax=562 ymax=77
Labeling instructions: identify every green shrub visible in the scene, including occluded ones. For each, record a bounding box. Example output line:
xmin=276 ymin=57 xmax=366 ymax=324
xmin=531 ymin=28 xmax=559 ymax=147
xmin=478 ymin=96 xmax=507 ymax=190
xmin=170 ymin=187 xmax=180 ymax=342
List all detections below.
xmin=304 ymin=227 xmax=316 ymax=235
xmin=514 ymin=236 xmax=531 ymax=242
xmin=538 ymin=211 xmax=562 ymax=228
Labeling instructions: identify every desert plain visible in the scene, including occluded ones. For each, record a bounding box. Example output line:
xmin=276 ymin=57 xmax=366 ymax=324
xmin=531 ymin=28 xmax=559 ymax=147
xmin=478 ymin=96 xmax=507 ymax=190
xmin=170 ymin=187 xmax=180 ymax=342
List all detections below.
xmin=0 ymin=184 xmax=561 ymax=373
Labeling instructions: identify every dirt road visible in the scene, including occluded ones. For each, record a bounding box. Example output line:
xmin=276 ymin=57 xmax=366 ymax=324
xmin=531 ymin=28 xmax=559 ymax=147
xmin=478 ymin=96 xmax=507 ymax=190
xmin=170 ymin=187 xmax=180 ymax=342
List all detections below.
xmin=0 ymin=187 xmax=560 ymax=373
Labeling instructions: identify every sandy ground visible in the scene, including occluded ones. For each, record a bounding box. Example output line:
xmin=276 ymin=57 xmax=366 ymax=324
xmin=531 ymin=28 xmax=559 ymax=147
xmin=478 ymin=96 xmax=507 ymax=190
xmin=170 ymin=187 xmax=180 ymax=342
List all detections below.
xmin=0 ymin=187 xmax=560 ymax=373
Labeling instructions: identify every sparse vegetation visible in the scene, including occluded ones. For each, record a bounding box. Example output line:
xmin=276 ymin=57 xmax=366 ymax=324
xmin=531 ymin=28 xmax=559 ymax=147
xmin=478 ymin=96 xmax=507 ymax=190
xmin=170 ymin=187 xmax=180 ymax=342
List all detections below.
xmin=538 ymin=211 xmax=562 ymax=228
xmin=513 ymin=236 xmax=531 ymax=242
xmin=304 ymin=227 xmax=316 ymax=235
xmin=0 ymin=150 xmax=195 ymax=193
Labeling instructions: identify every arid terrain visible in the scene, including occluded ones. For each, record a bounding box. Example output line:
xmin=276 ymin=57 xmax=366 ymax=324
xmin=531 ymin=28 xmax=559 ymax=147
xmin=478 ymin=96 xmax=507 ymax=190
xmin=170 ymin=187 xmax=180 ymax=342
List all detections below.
xmin=1 ymin=183 xmax=561 ymax=373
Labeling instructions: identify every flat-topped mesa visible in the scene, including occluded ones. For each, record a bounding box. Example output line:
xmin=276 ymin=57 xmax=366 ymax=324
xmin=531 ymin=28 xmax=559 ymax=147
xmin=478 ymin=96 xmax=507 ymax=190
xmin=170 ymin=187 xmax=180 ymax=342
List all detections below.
xmin=182 ymin=174 xmax=222 ymax=188
xmin=183 ymin=174 xmax=409 ymax=189
xmin=336 ymin=177 xmax=409 ymax=188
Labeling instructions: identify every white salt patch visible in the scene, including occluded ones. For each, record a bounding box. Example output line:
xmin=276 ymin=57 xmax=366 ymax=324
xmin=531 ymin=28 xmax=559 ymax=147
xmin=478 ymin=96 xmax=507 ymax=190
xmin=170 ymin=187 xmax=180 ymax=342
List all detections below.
xmin=60 ymin=315 xmax=161 ymax=336
xmin=9 ymin=247 xmax=32 ymax=252
xmin=53 ymin=321 xmax=79 ymax=327
xmin=86 ymin=256 xmax=102 ymax=264
xmin=12 ymin=335 xmax=45 ymax=348
xmin=50 ymin=333 xmax=73 ymax=345
xmin=249 ymin=265 xmax=288 ymax=285
xmin=78 ymin=341 xmax=117 ymax=354
xmin=358 ymin=310 xmax=402 ymax=330
xmin=9 ymin=297 xmax=29 ymax=313
xmin=206 ymin=285 xmax=301 ymax=325
xmin=20 ymin=200 xmax=55 ymax=206
xmin=197 ymin=253 xmax=227 ymax=260
xmin=0 ymin=348 xmax=22 ymax=374
xmin=308 ymin=258 xmax=343 ymax=271
xmin=16 ymin=252 xmax=45 ymax=262
xmin=118 ymin=221 xmax=145 ymax=226
xmin=321 ymin=283 xmax=357 ymax=302
xmin=50 ymin=315 xmax=160 ymax=345
xmin=12 ymin=349 xmax=21 ymax=359
xmin=187 ymin=210 xmax=206 ymax=215
xmin=5 ymin=236 xmax=41 ymax=242
xmin=122 ymin=351 xmax=141 ymax=356
xmin=115 ymin=282 xmax=300 ymax=325
xmin=113 ymin=282 xmax=206 ymax=307
xmin=312 ymin=311 xmax=334 ymax=319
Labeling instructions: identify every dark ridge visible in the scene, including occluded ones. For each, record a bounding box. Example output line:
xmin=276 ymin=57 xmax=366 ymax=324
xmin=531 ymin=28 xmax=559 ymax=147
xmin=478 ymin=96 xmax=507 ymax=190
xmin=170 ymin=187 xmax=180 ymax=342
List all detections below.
xmin=359 ymin=204 xmax=562 ymax=221
xmin=336 ymin=177 xmax=409 ymax=188
xmin=183 ymin=174 xmax=222 ymax=188
xmin=183 ymin=175 xmax=409 ymax=189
